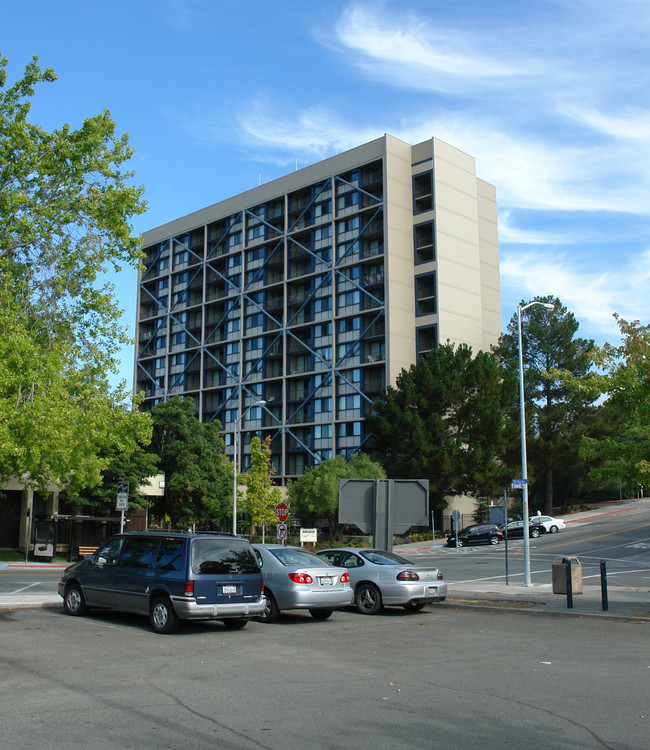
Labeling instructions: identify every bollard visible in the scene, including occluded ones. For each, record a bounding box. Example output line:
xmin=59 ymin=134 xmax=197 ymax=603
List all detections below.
xmin=600 ymin=560 xmax=609 ymax=612
xmin=565 ymin=558 xmax=573 ymax=609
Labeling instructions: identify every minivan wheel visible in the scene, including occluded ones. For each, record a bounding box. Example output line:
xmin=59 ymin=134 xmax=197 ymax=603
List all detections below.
xmin=64 ymin=583 xmax=88 ymax=616
xmin=150 ymin=595 xmax=179 ymax=634
xmin=222 ymin=618 xmax=248 ymax=630
xmin=309 ymin=608 xmax=333 ymax=620
xmin=258 ymin=591 xmax=280 ymax=623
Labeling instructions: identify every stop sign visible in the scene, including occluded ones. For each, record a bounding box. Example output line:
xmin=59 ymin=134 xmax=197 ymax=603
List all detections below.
xmin=275 ymin=501 xmax=289 ymax=523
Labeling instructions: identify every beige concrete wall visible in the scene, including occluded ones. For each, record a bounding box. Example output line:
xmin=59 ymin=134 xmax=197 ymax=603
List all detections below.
xmin=477 ymin=179 xmax=501 ymax=350
xmin=383 ymin=135 xmax=418 ymax=387
xmin=432 ymin=138 xmax=484 ymax=352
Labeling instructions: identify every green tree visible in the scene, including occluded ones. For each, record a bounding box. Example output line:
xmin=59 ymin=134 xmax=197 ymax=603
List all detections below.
xmin=288 ymin=453 xmax=386 ymax=538
xmin=59 ymin=442 xmax=160 ymax=516
xmin=148 ymin=397 xmax=231 ymax=529
xmin=496 ymin=297 xmax=595 ymax=514
xmin=240 ymin=435 xmax=282 ymax=536
xmin=555 ymin=315 xmax=650 ymax=492
xmin=0 ymin=54 xmax=149 ymax=492
xmin=366 ymin=343 xmax=516 ymax=517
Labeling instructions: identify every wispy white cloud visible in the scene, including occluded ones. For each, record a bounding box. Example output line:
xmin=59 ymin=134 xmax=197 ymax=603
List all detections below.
xmin=330 ymin=3 xmax=533 ymax=93
xmin=500 ymin=248 xmax=650 ymax=341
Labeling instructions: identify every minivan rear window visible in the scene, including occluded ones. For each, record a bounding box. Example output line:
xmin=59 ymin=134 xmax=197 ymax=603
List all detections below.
xmin=191 ymin=539 xmax=260 ymax=575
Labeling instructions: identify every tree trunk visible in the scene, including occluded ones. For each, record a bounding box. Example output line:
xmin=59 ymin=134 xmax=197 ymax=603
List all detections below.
xmin=545 ymin=465 xmax=554 ymax=515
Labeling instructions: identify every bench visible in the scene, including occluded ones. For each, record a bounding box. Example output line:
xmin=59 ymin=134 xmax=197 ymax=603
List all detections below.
xmin=77 ymin=546 xmax=98 ymax=559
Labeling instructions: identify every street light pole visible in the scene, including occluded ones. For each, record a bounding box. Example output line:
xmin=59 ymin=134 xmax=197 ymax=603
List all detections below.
xmin=518 ymin=301 xmax=554 ymax=586
xmin=232 ymin=399 xmax=266 ymax=536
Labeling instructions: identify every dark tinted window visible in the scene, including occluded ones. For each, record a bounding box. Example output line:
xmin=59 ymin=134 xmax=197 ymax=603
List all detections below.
xmin=191 ymin=539 xmax=260 ymax=575
xmin=154 ymin=538 xmax=185 ymax=571
xmin=120 ymin=537 xmax=159 ymax=568
xmin=96 ymin=537 xmax=124 ymax=565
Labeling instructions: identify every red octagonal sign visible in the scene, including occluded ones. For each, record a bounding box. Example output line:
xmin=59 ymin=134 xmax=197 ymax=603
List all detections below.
xmin=275 ymin=501 xmax=289 ymax=523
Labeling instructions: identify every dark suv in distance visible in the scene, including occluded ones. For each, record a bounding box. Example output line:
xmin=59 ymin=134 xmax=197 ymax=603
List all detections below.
xmin=59 ymin=531 xmax=265 ymax=634
xmin=446 ymin=523 xmax=504 ymax=547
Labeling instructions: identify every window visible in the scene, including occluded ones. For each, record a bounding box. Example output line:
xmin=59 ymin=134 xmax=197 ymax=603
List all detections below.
xmin=119 ymin=537 xmax=160 ymax=569
xmin=413 ymin=171 xmax=433 ymax=213
xmin=338 ymin=317 xmax=361 ymax=333
xmin=415 ymin=222 xmax=435 ymax=264
xmin=314 ymin=424 xmax=332 ymax=439
xmin=339 ymin=422 xmax=361 ymax=437
xmin=314 ymin=296 xmax=332 ymax=313
xmin=246 ymin=313 xmax=265 ymax=329
xmin=415 ymin=273 xmax=436 ymax=316
xmin=338 ymin=394 xmax=361 ymax=411
xmin=314 ymin=397 xmax=332 ymax=413
xmin=170 ymin=353 xmax=186 ymax=366
xmin=338 ymin=290 xmax=360 ymax=309
xmin=172 ymin=331 xmax=187 ymax=347
xmin=314 ymin=225 xmax=332 ymax=241
xmin=314 ymin=322 xmax=332 ymax=338
xmin=226 ymin=319 xmax=240 ymax=334
xmin=246 ymin=337 xmax=264 ymax=351
xmin=247 ymin=224 xmax=265 ymax=241
xmin=337 ymin=216 xmax=360 ymax=234
xmin=174 ymin=249 xmax=189 ymax=267
xmin=226 ymin=342 xmax=240 ymax=356
xmin=417 ymin=325 xmax=438 ymax=358
xmin=173 ymin=271 xmax=190 ymax=287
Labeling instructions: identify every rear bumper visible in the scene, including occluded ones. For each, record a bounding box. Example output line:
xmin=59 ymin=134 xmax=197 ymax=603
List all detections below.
xmin=275 ymin=587 xmax=354 ymax=611
xmin=171 ymin=596 xmax=266 ymax=620
xmin=380 ymin=581 xmax=448 ymax=605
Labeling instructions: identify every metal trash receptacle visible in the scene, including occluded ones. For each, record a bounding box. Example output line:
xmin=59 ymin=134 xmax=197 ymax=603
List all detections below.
xmin=552 ymin=556 xmax=582 ymax=594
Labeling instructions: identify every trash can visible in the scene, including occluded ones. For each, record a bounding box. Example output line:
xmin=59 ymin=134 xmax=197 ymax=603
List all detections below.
xmin=552 ymin=556 xmax=582 ymax=594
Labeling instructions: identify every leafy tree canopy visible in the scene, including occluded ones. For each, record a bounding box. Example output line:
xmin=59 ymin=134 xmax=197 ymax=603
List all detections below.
xmin=288 ymin=453 xmax=386 ymax=538
xmin=496 ymin=296 xmax=596 ymax=513
xmin=0 ymin=54 xmax=150 ymax=492
xmin=148 ymin=397 xmax=231 ymax=529
xmin=366 ymin=342 xmax=516 ymax=513
xmin=553 ymin=315 xmax=650 ymax=489
xmin=240 ymin=435 xmax=282 ymax=534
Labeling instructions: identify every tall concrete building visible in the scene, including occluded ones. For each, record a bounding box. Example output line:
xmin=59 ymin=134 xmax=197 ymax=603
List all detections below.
xmin=136 ymin=134 xmax=500 ymax=483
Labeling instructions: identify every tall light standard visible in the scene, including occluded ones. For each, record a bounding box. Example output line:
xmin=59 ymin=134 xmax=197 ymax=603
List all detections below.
xmin=518 ymin=301 xmax=554 ymax=586
xmin=232 ymin=399 xmax=266 ymax=536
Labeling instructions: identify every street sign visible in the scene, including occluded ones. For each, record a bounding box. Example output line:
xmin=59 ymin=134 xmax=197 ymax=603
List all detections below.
xmin=451 ymin=509 xmax=461 ymax=531
xmin=116 ymin=481 xmax=129 ymax=511
xmin=277 ymin=523 xmax=287 ymax=541
xmin=275 ymin=501 xmax=289 ymax=523
xmin=511 ymin=479 xmax=528 ymax=489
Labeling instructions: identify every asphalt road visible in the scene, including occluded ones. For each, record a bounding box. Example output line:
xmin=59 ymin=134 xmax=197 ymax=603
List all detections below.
xmin=405 ymin=501 xmax=650 ymax=592
xmin=1 ymin=603 xmax=647 ymax=750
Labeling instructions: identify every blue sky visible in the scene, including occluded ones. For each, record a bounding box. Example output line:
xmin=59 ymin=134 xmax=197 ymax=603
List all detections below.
xmin=4 ymin=0 xmax=649 ymax=387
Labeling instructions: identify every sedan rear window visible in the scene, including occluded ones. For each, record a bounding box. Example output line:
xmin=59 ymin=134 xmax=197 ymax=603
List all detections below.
xmin=191 ymin=539 xmax=260 ymax=575
xmin=359 ymin=550 xmax=411 ymax=565
xmin=269 ymin=548 xmax=333 ymax=567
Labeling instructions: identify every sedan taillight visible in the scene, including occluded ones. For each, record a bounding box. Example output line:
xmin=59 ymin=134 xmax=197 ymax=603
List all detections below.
xmin=288 ymin=572 xmax=313 ymax=584
xmin=396 ymin=570 xmax=420 ymax=581
xmin=437 ymin=570 xmax=443 ymax=580
xmin=340 ymin=572 xmax=350 ymax=583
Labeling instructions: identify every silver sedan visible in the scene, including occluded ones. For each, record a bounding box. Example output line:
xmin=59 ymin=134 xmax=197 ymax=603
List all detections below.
xmin=252 ymin=545 xmax=353 ymax=623
xmin=317 ymin=548 xmax=447 ymax=615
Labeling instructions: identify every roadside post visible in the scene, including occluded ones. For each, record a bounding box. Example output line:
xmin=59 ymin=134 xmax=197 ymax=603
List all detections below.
xmin=565 ymin=559 xmax=574 ymax=609
xmin=116 ymin=482 xmax=129 ymax=533
xmin=601 ymin=560 xmax=609 ymax=611
xmin=275 ymin=501 xmax=289 ymax=545
xmin=489 ymin=492 xmax=508 ymax=584
xmin=451 ymin=509 xmax=461 ymax=550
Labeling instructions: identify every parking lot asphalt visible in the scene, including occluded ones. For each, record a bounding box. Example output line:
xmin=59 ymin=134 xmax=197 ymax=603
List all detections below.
xmin=2 ymin=503 xmax=649 ymax=622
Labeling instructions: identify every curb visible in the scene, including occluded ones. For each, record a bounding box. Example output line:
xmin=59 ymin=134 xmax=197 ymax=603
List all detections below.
xmin=441 ymin=599 xmax=650 ymax=623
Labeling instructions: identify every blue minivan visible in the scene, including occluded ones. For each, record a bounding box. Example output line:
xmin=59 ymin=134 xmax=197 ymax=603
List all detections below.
xmin=59 ymin=531 xmax=266 ymax=633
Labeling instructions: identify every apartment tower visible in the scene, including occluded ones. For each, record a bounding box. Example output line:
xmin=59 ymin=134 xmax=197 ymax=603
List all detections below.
xmin=136 ymin=134 xmax=500 ymax=482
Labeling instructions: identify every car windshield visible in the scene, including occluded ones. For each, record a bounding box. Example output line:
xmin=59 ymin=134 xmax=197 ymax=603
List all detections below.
xmin=359 ymin=550 xmax=411 ymax=566
xmin=191 ymin=539 xmax=260 ymax=575
xmin=269 ymin=548 xmax=333 ymax=567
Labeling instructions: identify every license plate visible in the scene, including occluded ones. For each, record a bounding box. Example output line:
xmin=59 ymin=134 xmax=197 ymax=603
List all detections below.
xmin=319 ymin=577 xmax=333 ymax=586
xmin=427 ymin=586 xmax=438 ymax=594
xmin=222 ymin=585 xmax=237 ymax=594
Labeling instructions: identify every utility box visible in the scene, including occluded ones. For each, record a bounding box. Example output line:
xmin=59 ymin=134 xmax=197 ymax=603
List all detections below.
xmin=552 ymin=557 xmax=583 ymax=594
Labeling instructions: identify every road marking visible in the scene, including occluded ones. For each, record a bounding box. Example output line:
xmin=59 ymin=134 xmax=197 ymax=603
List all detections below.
xmin=8 ymin=583 xmax=40 ymax=594
xmin=539 ymin=523 xmax=650 ymax=551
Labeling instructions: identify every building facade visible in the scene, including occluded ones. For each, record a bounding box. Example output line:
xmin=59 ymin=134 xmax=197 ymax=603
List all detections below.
xmin=135 ymin=134 xmax=500 ymax=483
